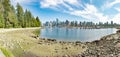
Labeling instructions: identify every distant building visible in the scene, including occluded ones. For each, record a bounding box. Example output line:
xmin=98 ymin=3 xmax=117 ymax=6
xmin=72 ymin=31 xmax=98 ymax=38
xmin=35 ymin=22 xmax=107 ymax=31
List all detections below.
xmin=111 ymin=21 xmax=113 ymax=25
xmin=56 ymin=18 xmax=59 ymax=26
xmin=43 ymin=18 xmax=120 ymax=28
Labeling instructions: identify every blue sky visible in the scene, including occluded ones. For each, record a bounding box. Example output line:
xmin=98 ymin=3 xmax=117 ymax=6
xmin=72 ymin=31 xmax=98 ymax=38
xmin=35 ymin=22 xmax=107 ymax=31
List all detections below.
xmin=10 ymin=0 xmax=120 ymax=23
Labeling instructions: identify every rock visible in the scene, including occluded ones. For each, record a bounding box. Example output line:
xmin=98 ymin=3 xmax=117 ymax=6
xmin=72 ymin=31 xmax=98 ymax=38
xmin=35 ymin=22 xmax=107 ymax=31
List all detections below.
xmin=117 ymin=53 xmax=120 ymax=57
xmin=47 ymin=39 xmax=56 ymax=42
xmin=31 ymin=36 xmax=37 ymax=39
xmin=114 ymin=43 xmax=120 ymax=48
xmin=116 ymin=30 xmax=120 ymax=33
xmin=105 ymin=36 xmax=114 ymax=40
xmin=82 ymin=46 xmax=86 ymax=49
xmin=63 ymin=54 xmax=69 ymax=57
xmin=91 ymin=40 xmax=100 ymax=45
xmin=75 ymin=41 xmax=81 ymax=44
xmin=38 ymin=42 xmax=42 ymax=44
xmin=65 ymin=47 xmax=68 ymax=50
xmin=110 ymin=54 xmax=114 ymax=57
xmin=75 ymin=41 xmax=82 ymax=45
xmin=112 ymin=34 xmax=119 ymax=40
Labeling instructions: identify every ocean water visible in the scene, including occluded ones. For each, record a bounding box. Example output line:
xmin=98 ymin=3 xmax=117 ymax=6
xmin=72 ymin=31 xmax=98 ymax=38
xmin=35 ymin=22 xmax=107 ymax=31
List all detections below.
xmin=40 ymin=27 xmax=117 ymax=42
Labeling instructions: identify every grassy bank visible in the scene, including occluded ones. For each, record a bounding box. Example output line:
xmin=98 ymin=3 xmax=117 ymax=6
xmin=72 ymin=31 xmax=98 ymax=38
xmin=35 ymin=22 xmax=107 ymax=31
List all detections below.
xmin=0 ymin=47 xmax=14 ymax=57
xmin=32 ymin=29 xmax=40 ymax=37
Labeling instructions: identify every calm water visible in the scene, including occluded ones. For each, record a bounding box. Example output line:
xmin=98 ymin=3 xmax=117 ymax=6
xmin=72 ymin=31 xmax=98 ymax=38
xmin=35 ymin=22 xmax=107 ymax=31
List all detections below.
xmin=40 ymin=27 xmax=117 ymax=42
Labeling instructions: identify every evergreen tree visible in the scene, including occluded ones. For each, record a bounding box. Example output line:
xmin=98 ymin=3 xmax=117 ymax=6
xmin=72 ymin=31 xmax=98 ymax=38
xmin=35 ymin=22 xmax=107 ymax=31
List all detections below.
xmin=27 ymin=11 xmax=32 ymax=27
xmin=3 ymin=0 xmax=11 ymax=28
xmin=0 ymin=14 xmax=4 ymax=28
xmin=0 ymin=0 xmax=41 ymax=28
xmin=0 ymin=1 xmax=4 ymax=28
xmin=8 ymin=5 xmax=18 ymax=28
xmin=36 ymin=16 xmax=41 ymax=27
xmin=16 ymin=3 xmax=24 ymax=27
xmin=24 ymin=10 xmax=32 ymax=27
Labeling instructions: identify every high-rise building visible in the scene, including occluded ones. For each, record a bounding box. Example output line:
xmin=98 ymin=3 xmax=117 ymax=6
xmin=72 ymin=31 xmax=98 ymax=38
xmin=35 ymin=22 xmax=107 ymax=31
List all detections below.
xmin=111 ymin=21 xmax=113 ymax=25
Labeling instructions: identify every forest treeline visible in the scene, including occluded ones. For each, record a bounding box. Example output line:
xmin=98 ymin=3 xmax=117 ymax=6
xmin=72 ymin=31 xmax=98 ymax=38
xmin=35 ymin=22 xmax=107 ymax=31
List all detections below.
xmin=0 ymin=0 xmax=41 ymax=28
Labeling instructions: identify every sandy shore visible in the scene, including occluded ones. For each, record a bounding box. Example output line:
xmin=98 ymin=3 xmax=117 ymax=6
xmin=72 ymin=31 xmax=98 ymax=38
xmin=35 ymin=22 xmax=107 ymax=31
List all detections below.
xmin=0 ymin=27 xmax=87 ymax=57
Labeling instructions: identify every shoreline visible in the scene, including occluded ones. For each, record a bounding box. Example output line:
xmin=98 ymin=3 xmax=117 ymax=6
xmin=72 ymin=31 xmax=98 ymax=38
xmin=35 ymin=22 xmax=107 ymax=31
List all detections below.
xmin=0 ymin=27 xmax=87 ymax=57
xmin=80 ymin=31 xmax=120 ymax=57
xmin=0 ymin=28 xmax=119 ymax=57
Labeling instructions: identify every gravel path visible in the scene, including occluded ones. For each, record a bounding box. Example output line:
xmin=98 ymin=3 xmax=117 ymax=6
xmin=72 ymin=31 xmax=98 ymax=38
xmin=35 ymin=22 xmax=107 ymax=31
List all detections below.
xmin=0 ymin=27 xmax=40 ymax=33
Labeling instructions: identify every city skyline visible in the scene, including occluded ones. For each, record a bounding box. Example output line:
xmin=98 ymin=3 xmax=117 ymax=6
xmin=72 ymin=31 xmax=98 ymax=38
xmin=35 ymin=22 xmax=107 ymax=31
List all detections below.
xmin=44 ymin=18 xmax=120 ymax=28
xmin=10 ymin=0 xmax=120 ymax=23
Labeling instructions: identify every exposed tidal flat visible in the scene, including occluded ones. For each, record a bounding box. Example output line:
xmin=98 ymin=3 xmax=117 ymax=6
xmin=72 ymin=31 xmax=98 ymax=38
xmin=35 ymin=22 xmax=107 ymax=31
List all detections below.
xmin=0 ymin=27 xmax=120 ymax=57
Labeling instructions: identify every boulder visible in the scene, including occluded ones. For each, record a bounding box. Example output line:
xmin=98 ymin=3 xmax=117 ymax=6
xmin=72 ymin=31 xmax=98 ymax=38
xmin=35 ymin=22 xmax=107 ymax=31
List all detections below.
xmin=114 ymin=43 xmax=120 ymax=48
xmin=116 ymin=30 xmax=120 ymax=34
xmin=47 ymin=39 xmax=56 ymax=42
xmin=75 ymin=41 xmax=81 ymax=45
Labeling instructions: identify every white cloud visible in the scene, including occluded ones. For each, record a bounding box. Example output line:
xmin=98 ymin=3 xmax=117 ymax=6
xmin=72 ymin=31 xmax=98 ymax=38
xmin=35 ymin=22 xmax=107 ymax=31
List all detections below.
xmin=11 ymin=0 xmax=119 ymax=23
xmin=40 ymin=0 xmax=81 ymax=11
xmin=10 ymin=0 xmax=38 ymax=6
xmin=40 ymin=0 xmax=80 ymax=8
xmin=111 ymin=14 xmax=120 ymax=24
xmin=69 ymin=4 xmax=109 ymax=23
xmin=115 ymin=7 xmax=120 ymax=12
xmin=100 ymin=0 xmax=120 ymax=24
xmin=103 ymin=0 xmax=120 ymax=9
xmin=11 ymin=0 xmax=37 ymax=3
xmin=64 ymin=0 xmax=80 ymax=6
xmin=40 ymin=0 xmax=63 ymax=8
xmin=40 ymin=0 xmax=110 ymax=23
xmin=109 ymin=0 xmax=120 ymax=7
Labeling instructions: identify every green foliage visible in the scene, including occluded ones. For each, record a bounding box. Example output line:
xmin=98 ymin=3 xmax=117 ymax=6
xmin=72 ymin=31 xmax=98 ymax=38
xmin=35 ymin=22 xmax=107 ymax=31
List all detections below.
xmin=32 ymin=29 xmax=40 ymax=37
xmin=24 ymin=10 xmax=32 ymax=27
xmin=0 ymin=47 xmax=14 ymax=57
xmin=3 ymin=0 xmax=11 ymax=28
xmin=0 ymin=0 xmax=41 ymax=28
xmin=16 ymin=3 xmax=24 ymax=27
xmin=0 ymin=14 xmax=4 ymax=28
xmin=36 ymin=16 xmax=41 ymax=27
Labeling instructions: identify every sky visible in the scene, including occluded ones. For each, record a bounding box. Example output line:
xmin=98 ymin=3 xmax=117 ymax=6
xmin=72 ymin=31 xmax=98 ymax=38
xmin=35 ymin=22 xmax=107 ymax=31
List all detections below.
xmin=10 ymin=0 xmax=120 ymax=23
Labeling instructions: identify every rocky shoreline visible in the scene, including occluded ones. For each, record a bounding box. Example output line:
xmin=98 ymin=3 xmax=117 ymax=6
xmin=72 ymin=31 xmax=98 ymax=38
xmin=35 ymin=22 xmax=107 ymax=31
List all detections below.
xmin=36 ymin=38 xmax=87 ymax=57
xmin=79 ymin=30 xmax=120 ymax=57
xmin=0 ymin=28 xmax=120 ymax=57
xmin=38 ymin=30 xmax=120 ymax=57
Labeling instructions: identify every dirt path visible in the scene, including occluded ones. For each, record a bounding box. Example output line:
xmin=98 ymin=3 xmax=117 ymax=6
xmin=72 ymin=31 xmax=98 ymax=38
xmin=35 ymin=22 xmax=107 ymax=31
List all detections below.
xmin=0 ymin=27 xmax=40 ymax=33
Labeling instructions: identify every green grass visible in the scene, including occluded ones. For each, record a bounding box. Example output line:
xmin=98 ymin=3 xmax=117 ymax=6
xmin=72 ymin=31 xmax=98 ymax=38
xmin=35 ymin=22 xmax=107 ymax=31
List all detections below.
xmin=32 ymin=29 xmax=40 ymax=37
xmin=0 ymin=47 xmax=14 ymax=57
